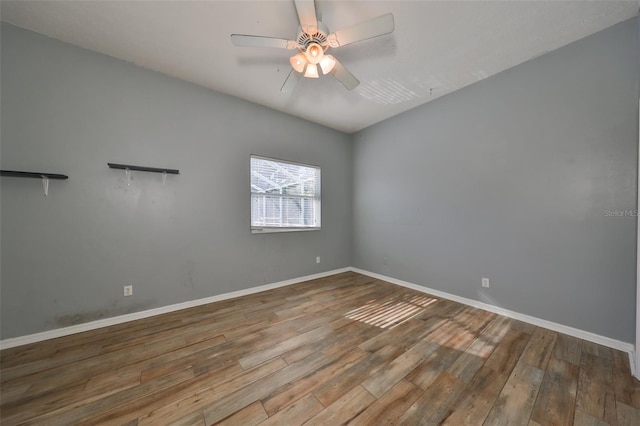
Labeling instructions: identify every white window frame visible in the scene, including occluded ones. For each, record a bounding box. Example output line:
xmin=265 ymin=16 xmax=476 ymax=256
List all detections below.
xmin=250 ymin=155 xmax=321 ymax=234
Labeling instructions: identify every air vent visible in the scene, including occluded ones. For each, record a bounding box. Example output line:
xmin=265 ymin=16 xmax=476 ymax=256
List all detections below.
xmin=311 ymin=32 xmax=327 ymax=45
xmin=297 ymin=32 xmax=311 ymax=47
xmin=297 ymin=31 xmax=328 ymax=48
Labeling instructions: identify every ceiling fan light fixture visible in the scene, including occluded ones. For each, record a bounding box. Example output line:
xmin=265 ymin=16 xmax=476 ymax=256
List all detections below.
xmin=304 ymin=63 xmax=319 ymax=78
xmin=290 ymin=52 xmax=307 ymax=73
xmin=305 ymin=42 xmax=323 ymax=65
xmin=230 ymin=1 xmax=395 ymax=92
xmin=319 ymin=55 xmax=336 ymax=74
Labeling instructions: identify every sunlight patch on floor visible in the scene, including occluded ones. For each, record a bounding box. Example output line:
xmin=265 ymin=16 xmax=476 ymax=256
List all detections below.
xmin=345 ymin=294 xmax=437 ymax=329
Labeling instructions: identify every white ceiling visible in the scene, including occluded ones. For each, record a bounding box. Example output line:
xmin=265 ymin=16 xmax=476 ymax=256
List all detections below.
xmin=1 ymin=1 xmax=637 ymax=133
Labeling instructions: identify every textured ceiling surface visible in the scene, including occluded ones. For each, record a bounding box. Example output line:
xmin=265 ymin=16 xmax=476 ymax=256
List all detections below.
xmin=1 ymin=1 xmax=638 ymax=133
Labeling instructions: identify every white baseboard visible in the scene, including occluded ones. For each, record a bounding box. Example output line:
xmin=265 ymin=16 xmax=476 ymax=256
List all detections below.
xmin=630 ymin=350 xmax=638 ymax=379
xmin=2 ymin=266 xmax=635 ymax=365
xmin=350 ymin=267 xmax=635 ymax=356
xmin=0 ymin=267 xmax=351 ymax=350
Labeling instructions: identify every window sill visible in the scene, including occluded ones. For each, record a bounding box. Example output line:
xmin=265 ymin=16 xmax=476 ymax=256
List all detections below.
xmin=251 ymin=227 xmax=321 ymax=234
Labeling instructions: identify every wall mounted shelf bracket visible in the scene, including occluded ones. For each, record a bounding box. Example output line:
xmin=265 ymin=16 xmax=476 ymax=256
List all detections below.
xmin=0 ymin=170 xmax=69 ymax=196
xmin=108 ymin=163 xmax=179 ymax=186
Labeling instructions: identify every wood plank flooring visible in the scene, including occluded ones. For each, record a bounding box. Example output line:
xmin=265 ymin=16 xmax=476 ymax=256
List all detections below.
xmin=1 ymin=271 xmax=639 ymax=425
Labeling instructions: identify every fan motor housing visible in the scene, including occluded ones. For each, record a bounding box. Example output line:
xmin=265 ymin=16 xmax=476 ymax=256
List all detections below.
xmin=297 ymin=21 xmax=329 ymax=50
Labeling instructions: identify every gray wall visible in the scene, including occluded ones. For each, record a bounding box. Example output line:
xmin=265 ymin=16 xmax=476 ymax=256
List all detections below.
xmin=2 ymin=19 xmax=638 ymax=344
xmin=0 ymin=23 xmax=352 ymax=339
xmin=353 ymin=19 xmax=638 ymax=343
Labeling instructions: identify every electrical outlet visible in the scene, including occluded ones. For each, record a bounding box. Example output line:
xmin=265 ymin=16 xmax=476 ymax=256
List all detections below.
xmin=124 ymin=285 xmax=133 ymax=296
xmin=482 ymin=278 xmax=490 ymax=288
xmin=316 ymin=256 xmax=321 ymax=264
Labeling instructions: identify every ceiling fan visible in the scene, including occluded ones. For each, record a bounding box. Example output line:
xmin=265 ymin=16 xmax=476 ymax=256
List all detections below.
xmin=230 ymin=0 xmax=394 ymax=92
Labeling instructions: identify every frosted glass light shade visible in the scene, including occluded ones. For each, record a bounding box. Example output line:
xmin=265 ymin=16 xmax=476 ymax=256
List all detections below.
xmin=290 ymin=52 xmax=307 ymax=73
xmin=319 ymin=55 xmax=336 ymax=74
xmin=304 ymin=64 xmax=319 ymax=78
xmin=305 ymin=43 xmax=323 ymax=65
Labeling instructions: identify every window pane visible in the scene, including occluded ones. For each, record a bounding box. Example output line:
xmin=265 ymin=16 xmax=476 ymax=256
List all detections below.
xmin=251 ymin=156 xmax=321 ymax=229
xmin=251 ymin=157 xmax=319 ymax=197
xmin=251 ymin=195 xmax=319 ymax=227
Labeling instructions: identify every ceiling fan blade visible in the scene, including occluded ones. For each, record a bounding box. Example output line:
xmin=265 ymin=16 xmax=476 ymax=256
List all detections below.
xmin=294 ymin=0 xmax=318 ymax=34
xmin=328 ymin=13 xmax=394 ymax=48
xmin=231 ymin=34 xmax=297 ymax=49
xmin=281 ymin=68 xmax=302 ymax=93
xmin=330 ymin=60 xmax=359 ymax=90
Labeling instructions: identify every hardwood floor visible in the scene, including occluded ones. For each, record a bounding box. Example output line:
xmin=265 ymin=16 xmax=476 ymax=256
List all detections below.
xmin=1 ymin=272 xmax=639 ymax=425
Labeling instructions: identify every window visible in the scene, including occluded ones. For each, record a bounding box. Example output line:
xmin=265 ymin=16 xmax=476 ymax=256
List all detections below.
xmin=250 ymin=155 xmax=321 ymax=232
